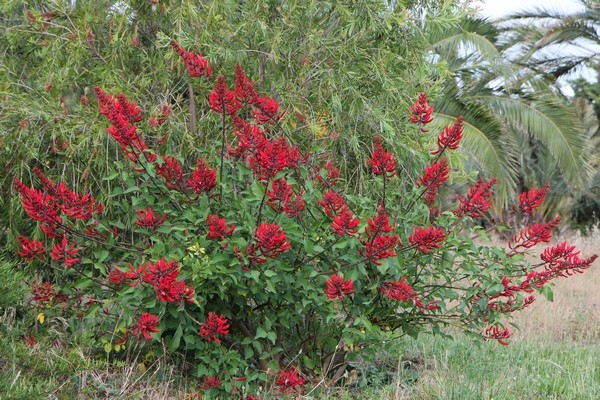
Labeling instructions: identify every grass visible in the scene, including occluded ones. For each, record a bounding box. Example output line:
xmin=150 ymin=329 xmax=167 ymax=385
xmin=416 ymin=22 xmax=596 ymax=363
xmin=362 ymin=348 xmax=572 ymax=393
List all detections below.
xmin=1 ymin=230 xmax=599 ymax=399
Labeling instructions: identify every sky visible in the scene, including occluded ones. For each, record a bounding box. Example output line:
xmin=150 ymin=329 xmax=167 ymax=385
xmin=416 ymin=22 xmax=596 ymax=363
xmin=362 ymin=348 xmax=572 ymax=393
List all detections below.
xmin=475 ymin=0 xmax=585 ymax=19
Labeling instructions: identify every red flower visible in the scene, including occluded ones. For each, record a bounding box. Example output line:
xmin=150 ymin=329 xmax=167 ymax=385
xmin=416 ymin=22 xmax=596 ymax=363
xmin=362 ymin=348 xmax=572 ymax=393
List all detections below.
xmin=17 ymin=235 xmax=45 ymax=261
xmin=228 ymin=122 xmax=268 ymax=160
xmin=408 ymin=92 xmax=434 ymax=132
xmin=170 ymin=40 xmax=212 ymax=79
xmin=316 ymin=160 xmax=340 ymax=185
xmin=200 ymin=376 xmax=222 ymax=390
xmin=519 ymin=183 xmax=550 ymax=214
xmin=380 ymin=277 xmax=421 ymax=306
xmin=484 ymin=325 xmax=511 ymax=346
xmin=431 ymin=116 xmax=463 ymax=155
xmin=50 ymin=236 xmax=80 ymax=267
xmin=252 ymin=96 xmax=285 ymax=124
xmin=254 ymin=222 xmax=291 ymax=259
xmin=31 ymin=280 xmax=57 ymax=307
xmin=107 ymin=268 xmax=127 ymax=286
xmin=370 ymin=136 xmax=396 ymax=178
xmin=199 ymin=312 xmax=230 ymax=343
xmin=234 ymin=64 xmax=258 ymax=106
xmin=13 ymin=178 xmax=61 ymax=237
xmin=55 ymin=182 xmax=104 ymax=221
xmin=283 ymin=193 xmax=306 ymax=218
xmin=24 ymin=336 xmax=36 ymax=348
xmin=509 ymin=216 xmax=560 ymax=252
xmin=359 ymin=234 xmax=401 ymax=265
xmin=275 ymin=367 xmax=305 ymax=394
xmin=455 ymin=178 xmax=497 ymax=218
xmin=206 ymin=214 xmax=235 ymax=240
xmin=417 ymin=159 xmax=450 ymax=203
xmin=156 ymin=156 xmax=186 ymax=192
xmin=135 ymin=207 xmax=166 ymax=230
xmin=318 ymin=190 xmax=346 ymax=218
xmin=187 ymin=158 xmax=217 ymax=195
xmin=267 ymin=178 xmax=292 ymax=212
xmin=324 ymin=275 xmax=355 ymax=299
xmin=331 ymin=206 xmax=360 ymax=236
xmin=409 ymin=226 xmax=446 ymax=254
xmin=540 ymin=241 xmax=578 ymax=267
xmin=364 ymin=205 xmax=394 ymax=239
xmin=209 ymin=74 xmax=240 ymax=115
xmin=249 ymin=138 xmax=289 ymax=182
xmin=132 ymin=313 xmax=159 ymax=340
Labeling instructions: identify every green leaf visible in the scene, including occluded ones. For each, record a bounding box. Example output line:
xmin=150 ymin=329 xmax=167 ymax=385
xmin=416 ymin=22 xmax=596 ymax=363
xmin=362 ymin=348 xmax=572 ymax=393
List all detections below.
xmin=169 ymin=326 xmax=183 ymax=353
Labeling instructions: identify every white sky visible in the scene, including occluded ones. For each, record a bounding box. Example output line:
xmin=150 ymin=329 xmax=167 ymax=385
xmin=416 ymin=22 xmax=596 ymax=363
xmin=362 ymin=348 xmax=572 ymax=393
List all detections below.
xmin=476 ymin=0 xmax=585 ymax=19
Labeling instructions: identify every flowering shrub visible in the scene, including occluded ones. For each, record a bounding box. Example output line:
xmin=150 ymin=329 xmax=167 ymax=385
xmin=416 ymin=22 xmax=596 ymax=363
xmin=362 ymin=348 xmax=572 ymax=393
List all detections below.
xmin=13 ymin=42 xmax=597 ymax=398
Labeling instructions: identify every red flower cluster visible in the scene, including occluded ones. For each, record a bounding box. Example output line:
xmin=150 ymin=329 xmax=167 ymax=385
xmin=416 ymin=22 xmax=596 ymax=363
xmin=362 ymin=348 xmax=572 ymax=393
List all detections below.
xmin=360 ymin=206 xmax=401 ymax=265
xmin=380 ymin=277 xmax=422 ymax=307
xmin=519 ymin=183 xmax=550 ymax=214
xmin=209 ymin=74 xmax=240 ymax=115
xmin=484 ymin=325 xmax=511 ymax=346
xmin=527 ymin=242 xmax=598 ymax=287
xmin=234 ymin=65 xmax=258 ymax=106
xmin=131 ymin=312 xmax=159 ymax=340
xmin=418 ymin=159 xmax=450 ymax=203
xmin=318 ymin=190 xmax=346 ymax=218
xmin=31 ymin=280 xmax=65 ymax=308
xmin=170 ymin=40 xmax=212 ymax=79
xmin=455 ymin=178 xmax=497 ymax=218
xmin=254 ymin=222 xmax=291 ymax=259
xmin=107 ymin=268 xmax=127 ymax=286
xmin=206 ymin=214 xmax=235 ymax=241
xmin=488 ymin=276 xmax=536 ymax=313
xmin=508 ymin=216 xmax=561 ymax=253
xmin=135 ymin=207 xmax=166 ymax=230
xmin=331 ymin=207 xmax=360 ymax=236
xmin=94 ymin=86 xmax=154 ymax=164
xmin=275 ymin=367 xmax=306 ymax=395
xmin=252 ymin=95 xmax=285 ymax=124
xmin=370 ymin=136 xmax=396 ymax=178
xmin=17 ymin=235 xmax=45 ymax=261
xmin=200 ymin=376 xmax=223 ymax=390
xmin=315 ymin=160 xmax=340 ymax=186
xmin=156 ymin=156 xmax=186 ymax=192
xmin=50 ymin=236 xmax=80 ymax=267
xmin=266 ymin=178 xmax=306 ymax=217
xmin=142 ymin=259 xmax=194 ymax=303
xmin=199 ymin=312 xmax=230 ymax=343
xmin=55 ymin=182 xmax=104 ymax=221
xmin=409 ymin=226 xmax=446 ymax=254
xmin=324 ymin=274 xmax=355 ymax=299
xmin=408 ymin=92 xmax=434 ymax=132
xmin=13 ymin=178 xmax=61 ymax=237
xmin=432 ymin=116 xmax=463 ymax=155
xmin=187 ymin=158 xmax=217 ymax=195
xmin=149 ymin=103 xmax=171 ymax=127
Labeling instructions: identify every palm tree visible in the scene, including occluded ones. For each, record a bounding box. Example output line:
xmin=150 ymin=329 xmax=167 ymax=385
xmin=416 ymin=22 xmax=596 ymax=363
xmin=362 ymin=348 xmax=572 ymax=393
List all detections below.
xmin=427 ymin=16 xmax=594 ymax=212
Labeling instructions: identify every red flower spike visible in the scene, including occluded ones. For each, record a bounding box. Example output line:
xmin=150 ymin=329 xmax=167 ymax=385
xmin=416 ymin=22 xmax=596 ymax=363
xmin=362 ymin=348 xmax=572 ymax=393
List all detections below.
xmin=380 ymin=277 xmax=421 ymax=306
xmin=519 ymin=183 xmax=550 ymax=214
xmin=56 ymin=182 xmax=104 ymax=221
xmin=275 ymin=367 xmax=306 ymax=395
xmin=199 ymin=312 xmax=230 ymax=343
xmin=17 ymin=235 xmax=45 ymax=261
xmin=331 ymin=206 xmax=360 ymax=236
xmin=209 ymin=74 xmax=240 ymax=115
xmin=187 ymin=158 xmax=217 ymax=195
xmin=509 ymin=216 xmax=561 ymax=252
xmin=200 ymin=376 xmax=223 ymax=390
xmin=408 ymin=92 xmax=434 ymax=132
xmin=409 ymin=226 xmax=446 ymax=254
xmin=283 ymin=193 xmax=306 ymax=218
xmin=417 ymin=159 xmax=450 ymax=203
xmin=13 ymin=179 xmax=61 ymax=237
xmin=31 ymin=280 xmax=57 ymax=308
xmin=318 ymin=190 xmax=346 ymax=218
xmin=267 ymin=178 xmax=292 ymax=213
xmin=33 ymin=167 xmax=58 ymax=199
xmin=249 ymin=138 xmax=289 ymax=182
xmin=540 ymin=241 xmax=578 ymax=267
xmin=50 ymin=236 xmax=80 ymax=267
xmin=455 ymin=178 xmax=497 ymax=218
xmin=228 ymin=122 xmax=268 ymax=159
xmin=364 ymin=205 xmax=394 ymax=239
xmin=107 ymin=268 xmax=127 ymax=286
xmin=359 ymin=234 xmax=401 ymax=265
xmin=116 ymin=93 xmax=143 ymax=123
xmin=207 ymin=214 xmax=235 ymax=241
xmin=370 ymin=136 xmax=396 ymax=178
xmin=324 ymin=274 xmax=355 ymax=299
xmin=432 ymin=116 xmax=464 ymax=155
xmin=484 ymin=325 xmax=511 ymax=346
xmin=132 ymin=313 xmax=159 ymax=340
xmin=135 ymin=207 xmax=166 ymax=230
xmin=170 ymin=40 xmax=212 ymax=79
xmin=156 ymin=156 xmax=186 ymax=192
xmin=316 ymin=159 xmax=341 ymax=185
xmin=252 ymin=95 xmax=285 ymax=125
xmin=234 ymin=64 xmax=258 ymax=106
xmin=254 ymin=222 xmax=291 ymax=259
